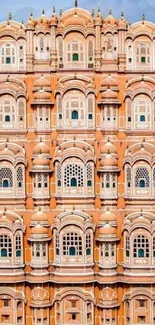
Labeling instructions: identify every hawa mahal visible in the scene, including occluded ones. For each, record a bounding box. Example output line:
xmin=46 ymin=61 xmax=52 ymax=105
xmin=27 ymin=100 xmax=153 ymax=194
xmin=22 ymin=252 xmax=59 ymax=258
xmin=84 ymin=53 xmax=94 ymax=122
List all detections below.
xmin=0 ymin=1 xmax=154 ymax=324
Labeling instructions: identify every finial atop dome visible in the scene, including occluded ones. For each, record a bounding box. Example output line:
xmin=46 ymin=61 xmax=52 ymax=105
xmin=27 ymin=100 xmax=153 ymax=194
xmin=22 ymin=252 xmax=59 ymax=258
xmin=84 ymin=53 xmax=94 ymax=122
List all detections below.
xmin=142 ymin=13 xmax=145 ymax=24
xmin=109 ymin=8 xmax=112 ymax=15
xmin=8 ymin=12 xmax=12 ymax=20
xmin=60 ymin=8 xmax=62 ymax=16
xmin=30 ymin=11 xmax=33 ymax=18
xmin=91 ymin=8 xmax=95 ymax=17
xmin=121 ymin=10 xmax=124 ymax=17
xmin=42 ymin=9 xmax=45 ymax=15
xmin=53 ymin=6 xmax=56 ymax=13
xmin=75 ymin=0 xmax=78 ymax=7
xmin=98 ymin=6 xmax=101 ymax=13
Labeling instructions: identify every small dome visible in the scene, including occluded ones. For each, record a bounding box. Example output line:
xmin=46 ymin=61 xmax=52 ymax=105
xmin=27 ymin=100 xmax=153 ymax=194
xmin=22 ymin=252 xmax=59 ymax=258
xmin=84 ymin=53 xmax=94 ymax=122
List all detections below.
xmin=33 ymin=141 xmax=50 ymax=156
xmin=50 ymin=14 xmax=58 ymax=25
xmin=101 ymin=88 xmax=117 ymax=100
xmin=26 ymin=14 xmax=35 ymax=28
xmin=31 ymin=210 xmax=48 ymax=223
xmin=31 ymin=224 xmax=48 ymax=235
xmin=95 ymin=12 xmax=103 ymax=24
xmin=34 ymin=76 xmax=50 ymax=88
xmin=100 ymin=154 xmax=117 ymax=167
xmin=99 ymin=224 xmax=116 ymax=235
xmin=104 ymin=11 xmax=118 ymax=25
xmin=100 ymin=210 xmax=116 ymax=222
xmin=33 ymin=155 xmax=50 ymax=167
xmin=101 ymin=75 xmax=118 ymax=88
xmin=34 ymin=90 xmax=51 ymax=101
xmin=101 ymin=141 xmax=117 ymax=155
xmin=35 ymin=12 xmax=49 ymax=26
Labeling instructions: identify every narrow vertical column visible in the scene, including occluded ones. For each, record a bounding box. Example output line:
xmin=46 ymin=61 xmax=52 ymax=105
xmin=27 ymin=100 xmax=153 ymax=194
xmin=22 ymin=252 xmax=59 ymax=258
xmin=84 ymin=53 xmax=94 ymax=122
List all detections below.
xmin=26 ymin=13 xmax=35 ymax=71
xmin=118 ymin=12 xmax=127 ymax=71
xmin=95 ymin=8 xmax=102 ymax=71
xmin=50 ymin=7 xmax=58 ymax=71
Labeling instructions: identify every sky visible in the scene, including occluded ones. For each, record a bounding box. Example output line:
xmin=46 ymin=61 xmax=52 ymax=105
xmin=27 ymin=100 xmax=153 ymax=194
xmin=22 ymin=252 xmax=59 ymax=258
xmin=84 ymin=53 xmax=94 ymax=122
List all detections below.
xmin=0 ymin=0 xmax=155 ymax=24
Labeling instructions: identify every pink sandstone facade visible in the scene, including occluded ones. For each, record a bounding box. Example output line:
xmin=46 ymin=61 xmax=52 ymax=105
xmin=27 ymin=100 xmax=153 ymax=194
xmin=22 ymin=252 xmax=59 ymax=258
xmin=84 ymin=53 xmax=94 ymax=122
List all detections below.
xmin=0 ymin=2 xmax=154 ymax=324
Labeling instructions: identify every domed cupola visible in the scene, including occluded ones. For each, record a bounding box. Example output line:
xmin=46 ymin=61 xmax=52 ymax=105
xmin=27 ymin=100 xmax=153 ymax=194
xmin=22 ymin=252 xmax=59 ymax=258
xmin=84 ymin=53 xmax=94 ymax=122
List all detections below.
xmin=28 ymin=209 xmax=51 ymax=274
xmin=98 ymin=140 xmax=119 ymax=173
xmin=118 ymin=11 xmax=127 ymax=29
xmin=98 ymin=140 xmax=119 ymax=205
xmin=26 ymin=12 xmax=35 ymax=29
xmin=33 ymin=139 xmax=50 ymax=157
xmin=30 ymin=139 xmax=52 ymax=207
xmin=35 ymin=10 xmax=49 ymax=30
xmin=101 ymin=74 xmax=118 ymax=90
xmin=32 ymin=76 xmax=53 ymax=106
xmin=97 ymin=209 xmax=118 ymax=240
xmin=103 ymin=9 xmax=118 ymax=26
xmin=31 ymin=208 xmax=49 ymax=227
xmin=101 ymin=139 xmax=117 ymax=155
xmin=95 ymin=7 xmax=103 ymax=26
xmin=96 ymin=208 xmax=119 ymax=275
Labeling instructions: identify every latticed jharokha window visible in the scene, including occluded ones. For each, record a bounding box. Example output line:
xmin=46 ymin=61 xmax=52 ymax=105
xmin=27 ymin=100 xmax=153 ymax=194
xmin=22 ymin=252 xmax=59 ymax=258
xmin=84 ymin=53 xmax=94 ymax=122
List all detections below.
xmin=125 ymin=236 xmax=130 ymax=257
xmin=136 ymin=43 xmax=151 ymax=64
xmin=86 ymin=233 xmax=91 ymax=255
xmin=55 ymin=233 xmax=60 ymax=255
xmin=0 ymin=235 xmax=12 ymax=257
xmin=15 ymin=234 xmax=22 ymax=257
xmin=67 ymin=41 xmax=84 ymax=63
xmin=135 ymin=168 xmax=150 ymax=188
xmin=2 ymin=43 xmax=16 ymax=65
xmin=63 ymin=232 xmax=82 ymax=256
xmin=126 ymin=167 xmax=131 ymax=188
xmin=133 ymin=235 xmax=149 ymax=258
xmin=17 ymin=167 xmax=23 ymax=188
xmin=64 ymin=164 xmax=84 ymax=187
xmin=0 ymin=168 xmax=13 ymax=188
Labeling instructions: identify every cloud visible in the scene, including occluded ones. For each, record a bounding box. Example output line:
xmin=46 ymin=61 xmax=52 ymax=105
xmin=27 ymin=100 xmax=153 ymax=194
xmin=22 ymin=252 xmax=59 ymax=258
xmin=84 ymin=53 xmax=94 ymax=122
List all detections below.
xmin=0 ymin=0 xmax=154 ymax=23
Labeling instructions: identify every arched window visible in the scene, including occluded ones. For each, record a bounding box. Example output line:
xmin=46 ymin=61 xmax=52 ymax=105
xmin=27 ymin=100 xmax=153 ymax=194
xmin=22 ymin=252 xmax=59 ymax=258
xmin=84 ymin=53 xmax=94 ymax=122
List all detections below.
xmin=72 ymin=110 xmax=78 ymax=120
xmin=136 ymin=43 xmax=151 ymax=65
xmin=1 ymin=43 xmax=16 ymax=65
xmin=35 ymin=34 xmax=50 ymax=60
xmin=140 ymin=115 xmax=145 ymax=122
xmin=3 ymin=180 xmax=9 ymax=188
xmin=86 ymin=233 xmax=91 ymax=255
xmin=133 ymin=235 xmax=149 ymax=258
xmin=33 ymin=173 xmax=49 ymax=197
xmin=5 ymin=115 xmax=10 ymax=122
xmin=134 ymin=96 xmax=151 ymax=130
xmin=139 ymin=179 xmax=146 ymax=188
xmin=57 ymin=157 xmax=94 ymax=196
xmin=32 ymin=242 xmax=47 ymax=265
xmin=125 ymin=236 xmax=130 ymax=257
xmin=88 ymin=40 xmax=94 ymax=67
xmin=87 ymin=180 xmax=92 ymax=187
xmin=15 ymin=234 xmax=22 ymax=257
xmin=0 ymin=235 xmax=12 ymax=258
xmin=66 ymin=40 xmax=84 ymax=68
xmin=63 ymin=233 xmax=82 ymax=256
xmin=73 ymin=53 xmax=79 ymax=61
xmin=71 ymin=177 xmax=77 ymax=187
xmin=135 ymin=168 xmax=150 ymax=188
xmin=57 ymin=91 xmax=94 ymax=129
xmin=0 ymin=168 xmax=13 ymax=188
xmin=64 ymin=163 xmax=84 ymax=188
xmin=100 ymin=243 xmax=116 ymax=266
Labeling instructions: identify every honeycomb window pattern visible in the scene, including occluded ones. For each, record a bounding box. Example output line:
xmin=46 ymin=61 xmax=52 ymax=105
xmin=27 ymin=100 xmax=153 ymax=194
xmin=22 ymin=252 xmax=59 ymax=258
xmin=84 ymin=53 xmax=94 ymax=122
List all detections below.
xmin=64 ymin=164 xmax=84 ymax=187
